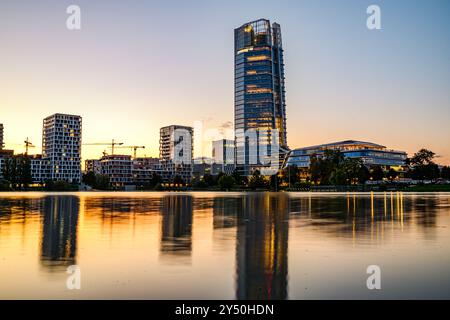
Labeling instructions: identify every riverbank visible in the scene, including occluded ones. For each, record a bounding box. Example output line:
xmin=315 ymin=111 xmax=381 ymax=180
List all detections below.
xmin=2 ymin=184 xmax=450 ymax=193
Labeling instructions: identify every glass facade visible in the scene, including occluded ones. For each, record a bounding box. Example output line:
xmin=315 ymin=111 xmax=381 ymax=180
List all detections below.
xmin=234 ymin=19 xmax=287 ymax=175
xmin=284 ymin=140 xmax=407 ymax=169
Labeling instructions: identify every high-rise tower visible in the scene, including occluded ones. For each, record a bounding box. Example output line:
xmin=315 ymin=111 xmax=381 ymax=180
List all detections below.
xmin=234 ymin=19 xmax=288 ymax=175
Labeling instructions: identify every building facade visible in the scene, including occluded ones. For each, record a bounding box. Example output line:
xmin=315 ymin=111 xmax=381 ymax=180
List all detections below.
xmin=234 ymin=19 xmax=288 ymax=175
xmin=99 ymin=154 xmax=133 ymax=187
xmin=132 ymin=157 xmax=163 ymax=186
xmin=159 ymin=125 xmax=193 ymax=183
xmin=284 ymin=140 xmax=407 ymax=170
xmin=42 ymin=113 xmax=82 ymax=183
xmin=212 ymin=139 xmax=235 ymax=175
xmin=85 ymin=159 xmax=101 ymax=175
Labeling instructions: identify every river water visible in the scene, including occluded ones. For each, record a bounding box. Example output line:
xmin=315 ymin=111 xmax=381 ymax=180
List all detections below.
xmin=0 ymin=192 xmax=449 ymax=299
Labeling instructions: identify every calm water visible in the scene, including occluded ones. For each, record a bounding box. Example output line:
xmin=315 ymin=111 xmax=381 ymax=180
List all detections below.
xmin=0 ymin=192 xmax=449 ymax=300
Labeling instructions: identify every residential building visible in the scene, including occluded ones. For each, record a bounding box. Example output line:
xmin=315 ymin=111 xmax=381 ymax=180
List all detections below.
xmin=234 ymin=19 xmax=288 ymax=175
xmin=42 ymin=113 xmax=82 ymax=183
xmin=159 ymin=125 xmax=193 ymax=183
xmin=132 ymin=157 xmax=163 ymax=186
xmin=193 ymin=157 xmax=213 ymax=179
xmin=30 ymin=154 xmax=48 ymax=183
xmin=0 ymin=149 xmax=14 ymax=180
xmin=284 ymin=140 xmax=407 ymax=170
xmin=99 ymin=154 xmax=133 ymax=187
xmin=211 ymin=139 xmax=235 ymax=175
xmin=85 ymin=159 xmax=101 ymax=174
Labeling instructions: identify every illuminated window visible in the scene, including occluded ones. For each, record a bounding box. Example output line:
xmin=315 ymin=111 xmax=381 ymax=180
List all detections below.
xmin=247 ymin=55 xmax=270 ymax=62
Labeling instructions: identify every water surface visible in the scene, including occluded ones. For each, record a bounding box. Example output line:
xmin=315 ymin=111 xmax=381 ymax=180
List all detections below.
xmin=0 ymin=192 xmax=449 ymax=299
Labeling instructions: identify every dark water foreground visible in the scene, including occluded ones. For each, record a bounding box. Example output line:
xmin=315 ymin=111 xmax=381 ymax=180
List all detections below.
xmin=0 ymin=191 xmax=449 ymax=299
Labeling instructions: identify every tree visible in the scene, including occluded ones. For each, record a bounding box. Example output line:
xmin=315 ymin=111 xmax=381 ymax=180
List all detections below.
xmin=309 ymin=155 xmax=321 ymax=184
xmin=330 ymin=167 xmax=346 ymax=185
xmin=232 ymin=169 xmax=244 ymax=185
xmin=358 ymin=165 xmax=370 ymax=184
xmin=173 ymin=175 xmax=185 ymax=186
xmin=410 ymin=149 xmax=435 ymax=166
xmin=409 ymin=148 xmax=439 ymax=181
xmin=202 ymin=173 xmax=215 ymax=187
xmin=441 ymin=166 xmax=450 ymax=180
xmin=282 ymin=164 xmax=299 ymax=187
xmin=150 ymin=173 xmax=162 ymax=187
xmin=370 ymin=166 xmax=384 ymax=181
xmin=82 ymin=171 xmax=96 ymax=186
xmin=94 ymin=174 xmax=110 ymax=190
xmin=248 ymin=170 xmax=267 ymax=190
xmin=387 ymin=168 xmax=399 ymax=181
xmin=218 ymin=175 xmax=235 ymax=191
xmin=269 ymin=173 xmax=281 ymax=191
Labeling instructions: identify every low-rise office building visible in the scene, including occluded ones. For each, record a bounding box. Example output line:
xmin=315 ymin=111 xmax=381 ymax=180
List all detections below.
xmin=284 ymin=140 xmax=407 ymax=170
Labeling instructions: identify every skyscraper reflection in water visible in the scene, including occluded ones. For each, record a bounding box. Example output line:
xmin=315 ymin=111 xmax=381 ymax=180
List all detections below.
xmin=160 ymin=195 xmax=193 ymax=255
xmin=40 ymin=196 xmax=80 ymax=270
xmin=236 ymin=193 xmax=289 ymax=300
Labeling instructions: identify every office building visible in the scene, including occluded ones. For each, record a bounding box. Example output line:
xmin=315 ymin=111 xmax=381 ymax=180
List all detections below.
xmin=234 ymin=19 xmax=288 ymax=175
xmin=42 ymin=113 xmax=82 ymax=183
xmin=284 ymin=140 xmax=407 ymax=170
xmin=159 ymin=125 xmax=193 ymax=183
xmin=212 ymin=139 xmax=235 ymax=175
xmin=193 ymin=157 xmax=213 ymax=179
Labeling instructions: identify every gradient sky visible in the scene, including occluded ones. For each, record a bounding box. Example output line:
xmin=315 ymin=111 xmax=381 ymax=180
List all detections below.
xmin=1 ymin=0 xmax=449 ymax=164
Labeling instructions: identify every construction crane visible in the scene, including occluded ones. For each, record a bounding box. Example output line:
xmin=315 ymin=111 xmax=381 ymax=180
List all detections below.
xmin=83 ymin=139 xmax=124 ymax=155
xmin=112 ymin=145 xmax=145 ymax=158
xmin=24 ymin=137 xmax=35 ymax=155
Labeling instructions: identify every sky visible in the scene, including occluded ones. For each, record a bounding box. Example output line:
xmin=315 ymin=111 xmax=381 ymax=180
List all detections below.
xmin=1 ymin=0 xmax=449 ymax=164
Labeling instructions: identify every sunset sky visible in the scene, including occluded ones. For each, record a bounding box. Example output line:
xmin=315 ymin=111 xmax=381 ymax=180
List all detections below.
xmin=1 ymin=0 xmax=449 ymax=164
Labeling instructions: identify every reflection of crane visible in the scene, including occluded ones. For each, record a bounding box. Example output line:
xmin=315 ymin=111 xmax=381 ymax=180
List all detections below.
xmin=112 ymin=145 xmax=145 ymax=158
xmin=83 ymin=139 xmax=123 ymax=155
xmin=24 ymin=137 xmax=35 ymax=155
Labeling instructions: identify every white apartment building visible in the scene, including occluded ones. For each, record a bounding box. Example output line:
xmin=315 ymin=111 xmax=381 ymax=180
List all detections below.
xmin=42 ymin=113 xmax=82 ymax=183
xmin=159 ymin=125 xmax=193 ymax=183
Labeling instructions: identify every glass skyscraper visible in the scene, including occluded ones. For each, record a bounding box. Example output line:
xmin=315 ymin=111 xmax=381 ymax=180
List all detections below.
xmin=234 ymin=19 xmax=288 ymax=175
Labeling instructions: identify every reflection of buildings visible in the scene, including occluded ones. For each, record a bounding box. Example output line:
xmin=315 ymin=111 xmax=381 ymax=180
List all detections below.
xmin=213 ymin=197 xmax=240 ymax=229
xmin=160 ymin=195 xmax=193 ymax=254
xmin=40 ymin=196 xmax=80 ymax=269
xmin=236 ymin=194 xmax=289 ymax=300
